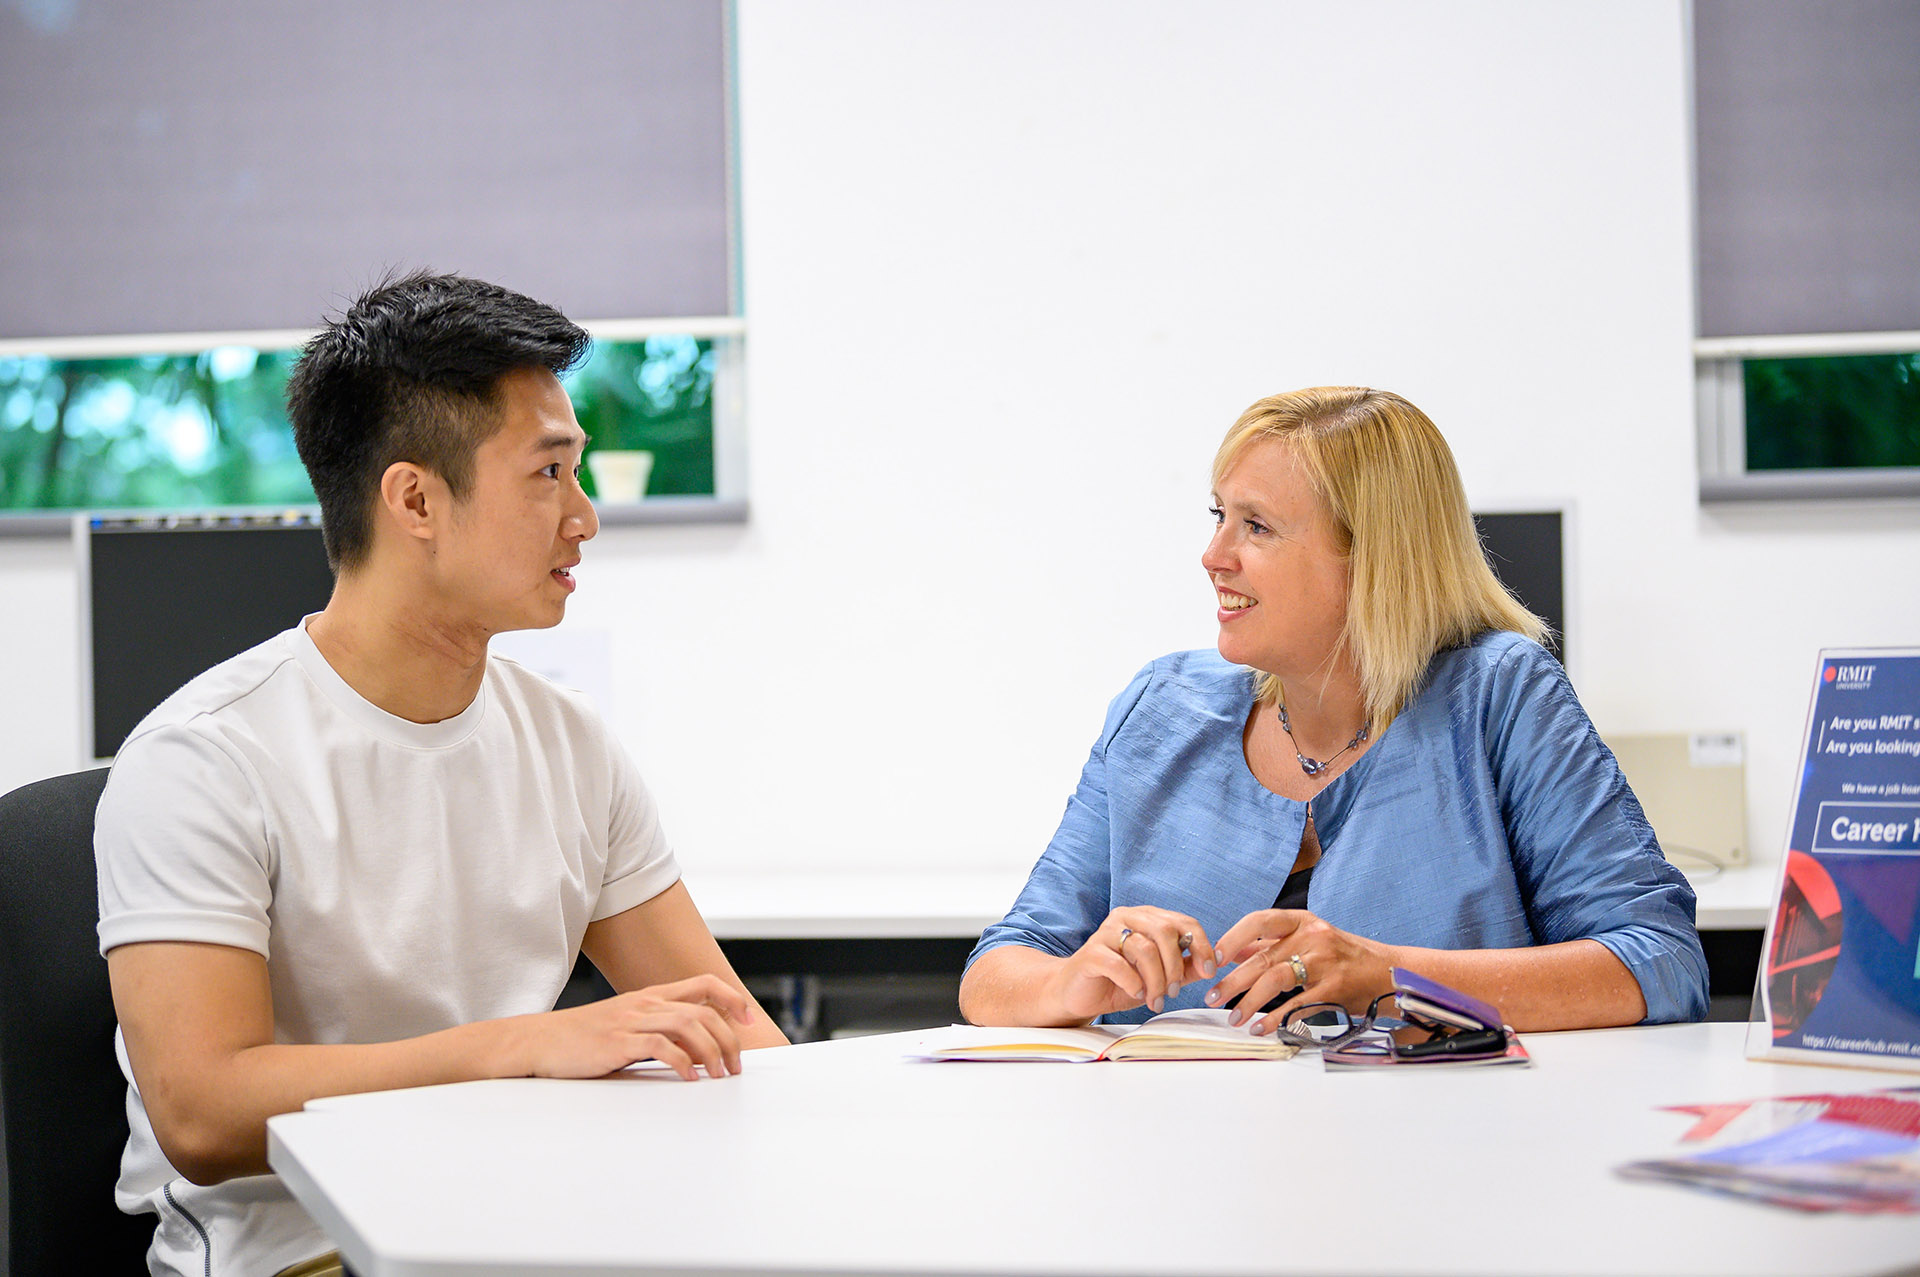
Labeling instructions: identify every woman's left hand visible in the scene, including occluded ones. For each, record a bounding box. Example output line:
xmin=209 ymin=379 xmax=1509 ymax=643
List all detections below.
xmin=1206 ymin=910 xmax=1398 ymax=1034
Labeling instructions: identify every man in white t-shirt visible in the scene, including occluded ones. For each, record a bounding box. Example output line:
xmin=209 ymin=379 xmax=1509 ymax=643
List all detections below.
xmin=95 ymin=272 xmax=788 ymax=1277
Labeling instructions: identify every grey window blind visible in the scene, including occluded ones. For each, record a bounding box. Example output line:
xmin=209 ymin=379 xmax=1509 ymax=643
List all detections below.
xmin=0 ymin=0 xmax=729 ymax=340
xmin=1693 ymin=0 xmax=1920 ymax=338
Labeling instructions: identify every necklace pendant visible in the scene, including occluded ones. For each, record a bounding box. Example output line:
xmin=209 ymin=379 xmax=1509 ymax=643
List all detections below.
xmin=1276 ymin=701 xmax=1369 ymax=780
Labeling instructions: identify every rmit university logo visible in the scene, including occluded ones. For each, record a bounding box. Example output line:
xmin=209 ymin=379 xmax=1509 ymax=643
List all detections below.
xmin=1829 ymin=663 xmax=1876 ymax=691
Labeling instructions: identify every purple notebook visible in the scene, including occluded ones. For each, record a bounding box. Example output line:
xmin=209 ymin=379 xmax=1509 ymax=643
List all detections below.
xmin=1391 ymin=966 xmax=1506 ymax=1031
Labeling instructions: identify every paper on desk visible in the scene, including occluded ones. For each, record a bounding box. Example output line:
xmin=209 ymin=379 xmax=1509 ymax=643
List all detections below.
xmin=1619 ymin=1120 xmax=1920 ymax=1214
xmin=1620 ymin=1085 xmax=1920 ymax=1214
xmin=1663 ymin=1086 xmax=1920 ymax=1144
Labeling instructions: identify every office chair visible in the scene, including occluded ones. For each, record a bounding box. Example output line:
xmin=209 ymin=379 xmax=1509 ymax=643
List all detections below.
xmin=0 ymin=767 xmax=156 ymax=1273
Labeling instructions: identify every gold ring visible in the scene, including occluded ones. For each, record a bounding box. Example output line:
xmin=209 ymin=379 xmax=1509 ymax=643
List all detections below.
xmin=1289 ymin=953 xmax=1309 ymax=987
xmin=1117 ymin=927 xmax=1133 ymax=952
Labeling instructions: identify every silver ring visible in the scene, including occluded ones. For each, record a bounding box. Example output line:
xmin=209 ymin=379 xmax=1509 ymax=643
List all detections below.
xmin=1289 ymin=953 xmax=1309 ymax=987
xmin=1178 ymin=931 xmax=1194 ymax=950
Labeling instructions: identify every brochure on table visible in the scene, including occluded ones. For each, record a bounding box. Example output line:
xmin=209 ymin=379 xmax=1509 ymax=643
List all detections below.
xmin=1749 ymin=648 xmax=1920 ymax=1071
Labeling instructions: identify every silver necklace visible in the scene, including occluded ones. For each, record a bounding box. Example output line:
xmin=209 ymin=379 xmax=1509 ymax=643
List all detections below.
xmin=1275 ymin=703 xmax=1370 ymax=777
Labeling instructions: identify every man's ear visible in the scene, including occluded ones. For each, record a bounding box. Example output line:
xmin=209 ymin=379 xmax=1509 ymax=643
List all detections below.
xmin=378 ymin=461 xmax=444 ymax=544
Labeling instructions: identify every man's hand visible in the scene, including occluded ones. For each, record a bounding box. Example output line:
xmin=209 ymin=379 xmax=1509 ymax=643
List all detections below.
xmin=520 ymin=974 xmax=753 ymax=1080
xmin=579 ymin=881 xmax=790 ymax=1050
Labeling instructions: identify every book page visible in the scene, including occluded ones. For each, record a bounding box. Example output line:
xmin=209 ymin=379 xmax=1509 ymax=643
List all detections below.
xmin=1103 ymin=1008 xmax=1299 ymax=1061
xmin=911 ymin=1024 xmax=1123 ymax=1063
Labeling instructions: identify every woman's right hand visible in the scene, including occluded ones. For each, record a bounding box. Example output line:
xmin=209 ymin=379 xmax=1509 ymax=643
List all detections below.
xmin=1047 ymin=908 xmax=1217 ymax=1021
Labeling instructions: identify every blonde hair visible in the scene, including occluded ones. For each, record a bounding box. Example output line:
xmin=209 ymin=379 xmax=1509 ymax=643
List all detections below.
xmin=1212 ymin=386 xmax=1547 ymax=733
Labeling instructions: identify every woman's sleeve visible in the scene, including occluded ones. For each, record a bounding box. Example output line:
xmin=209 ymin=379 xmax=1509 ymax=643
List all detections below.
xmin=965 ymin=663 xmax=1157 ymax=969
xmin=1486 ymin=643 xmax=1711 ymax=1024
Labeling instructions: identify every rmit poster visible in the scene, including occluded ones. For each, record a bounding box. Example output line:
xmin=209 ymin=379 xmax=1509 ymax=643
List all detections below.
xmin=1751 ymin=649 xmax=1920 ymax=1070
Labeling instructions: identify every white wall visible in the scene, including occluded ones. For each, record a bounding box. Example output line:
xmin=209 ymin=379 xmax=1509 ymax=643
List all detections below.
xmin=4 ymin=1 xmax=1917 ymax=880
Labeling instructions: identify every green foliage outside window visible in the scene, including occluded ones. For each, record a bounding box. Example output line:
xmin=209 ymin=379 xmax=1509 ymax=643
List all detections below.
xmin=567 ymin=336 xmax=718 ymax=499
xmin=0 ymin=349 xmax=310 ymax=510
xmin=0 ymin=336 xmax=717 ymax=512
xmin=1744 ymin=353 xmax=1920 ymax=471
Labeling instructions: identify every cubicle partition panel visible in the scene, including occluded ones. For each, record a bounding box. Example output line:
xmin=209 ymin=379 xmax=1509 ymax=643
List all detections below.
xmin=79 ymin=516 xmax=334 ymax=762
xmin=1472 ymin=509 xmax=1567 ymax=670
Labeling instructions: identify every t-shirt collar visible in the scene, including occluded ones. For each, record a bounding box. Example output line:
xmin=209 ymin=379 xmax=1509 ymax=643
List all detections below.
xmin=288 ymin=615 xmax=489 ymax=749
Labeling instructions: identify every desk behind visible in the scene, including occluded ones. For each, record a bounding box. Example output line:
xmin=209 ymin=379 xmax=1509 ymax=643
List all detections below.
xmin=681 ymin=867 xmax=1774 ymax=1036
xmin=687 ymin=864 xmax=1775 ymax=937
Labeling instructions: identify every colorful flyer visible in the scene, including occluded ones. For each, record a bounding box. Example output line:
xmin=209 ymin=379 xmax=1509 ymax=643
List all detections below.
xmin=1750 ymin=649 xmax=1920 ymax=1070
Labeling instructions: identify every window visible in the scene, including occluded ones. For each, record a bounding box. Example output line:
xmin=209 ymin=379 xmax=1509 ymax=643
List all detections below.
xmin=0 ymin=324 xmax=742 ymax=520
xmin=1694 ymin=337 xmax=1920 ymax=500
xmin=1743 ymin=353 xmax=1920 ymax=471
xmin=0 ymin=0 xmax=743 ymax=527
xmin=1691 ymin=1 xmax=1920 ymax=500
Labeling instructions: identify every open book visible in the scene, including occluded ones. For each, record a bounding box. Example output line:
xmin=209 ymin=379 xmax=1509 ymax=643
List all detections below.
xmin=914 ymin=1008 xmax=1300 ymax=1063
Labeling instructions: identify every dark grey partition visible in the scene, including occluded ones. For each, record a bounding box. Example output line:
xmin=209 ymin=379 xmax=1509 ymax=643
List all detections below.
xmin=82 ymin=518 xmax=335 ymax=759
xmin=0 ymin=0 xmax=729 ymax=338
xmin=1474 ymin=511 xmax=1565 ymax=670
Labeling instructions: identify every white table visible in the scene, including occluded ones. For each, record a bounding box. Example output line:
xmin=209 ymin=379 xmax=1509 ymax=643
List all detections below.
xmin=268 ymin=1022 xmax=1920 ymax=1277
xmin=688 ymin=865 xmax=1778 ymax=938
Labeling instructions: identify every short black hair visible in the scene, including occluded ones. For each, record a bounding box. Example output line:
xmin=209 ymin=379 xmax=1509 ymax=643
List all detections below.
xmin=285 ymin=271 xmax=591 ymax=570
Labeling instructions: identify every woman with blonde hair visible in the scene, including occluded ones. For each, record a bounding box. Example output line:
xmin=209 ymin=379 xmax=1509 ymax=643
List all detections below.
xmin=960 ymin=387 xmax=1707 ymax=1033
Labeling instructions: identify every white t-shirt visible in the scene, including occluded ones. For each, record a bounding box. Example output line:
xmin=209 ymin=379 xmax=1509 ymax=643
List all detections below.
xmin=95 ymin=620 xmax=680 ymax=1277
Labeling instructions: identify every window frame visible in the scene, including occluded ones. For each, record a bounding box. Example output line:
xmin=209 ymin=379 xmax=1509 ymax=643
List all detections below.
xmin=0 ymin=317 xmax=749 ymax=535
xmin=1694 ymin=330 xmax=1920 ymax=502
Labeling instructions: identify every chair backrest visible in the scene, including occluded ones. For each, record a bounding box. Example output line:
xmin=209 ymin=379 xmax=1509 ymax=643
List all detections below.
xmin=0 ymin=768 xmax=155 ymax=1274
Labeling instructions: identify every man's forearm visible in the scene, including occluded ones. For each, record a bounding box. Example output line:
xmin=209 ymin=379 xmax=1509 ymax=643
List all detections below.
xmin=155 ymin=1015 xmax=540 ymax=1185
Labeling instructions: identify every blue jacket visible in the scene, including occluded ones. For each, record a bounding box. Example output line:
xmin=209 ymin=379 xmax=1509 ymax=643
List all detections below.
xmin=970 ymin=632 xmax=1710 ymax=1024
